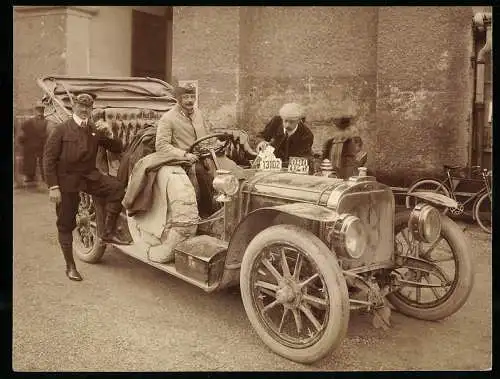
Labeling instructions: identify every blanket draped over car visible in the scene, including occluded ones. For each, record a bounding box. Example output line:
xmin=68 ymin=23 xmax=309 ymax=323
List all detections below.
xmin=122 ymin=151 xmax=192 ymax=216
xmin=127 ymin=163 xmax=199 ymax=263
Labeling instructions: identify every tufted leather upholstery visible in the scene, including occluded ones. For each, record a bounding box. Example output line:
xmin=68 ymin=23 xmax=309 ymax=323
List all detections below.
xmin=92 ymin=108 xmax=165 ymax=177
xmin=92 ymin=108 xmax=163 ymax=152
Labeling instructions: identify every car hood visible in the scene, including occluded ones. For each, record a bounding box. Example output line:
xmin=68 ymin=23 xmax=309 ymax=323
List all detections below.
xmin=245 ymin=171 xmax=346 ymax=205
xmin=244 ymin=170 xmax=392 ymax=210
xmin=37 ymin=75 xmax=177 ymax=123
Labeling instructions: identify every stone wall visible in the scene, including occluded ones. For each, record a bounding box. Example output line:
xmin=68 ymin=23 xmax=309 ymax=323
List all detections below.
xmin=13 ymin=6 xmax=481 ymax=186
xmin=172 ymin=6 xmax=241 ymax=130
xmin=14 ymin=6 xmax=133 ymax=116
xmin=375 ymin=6 xmax=474 ymax=185
xmin=89 ymin=7 xmax=132 ymax=77
xmin=14 ymin=7 xmax=68 ymax=115
xmin=172 ymin=6 xmax=477 ymax=185
xmin=237 ymin=7 xmax=378 ymax=157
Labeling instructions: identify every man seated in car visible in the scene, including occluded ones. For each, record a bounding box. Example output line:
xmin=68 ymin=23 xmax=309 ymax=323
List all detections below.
xmin=155 ymin=83 xmax=250 ymax=217
xmin=155 ymin=84 xmax=215 ymax=216
xmin=256 ymin=102 xmax=314 ymax=168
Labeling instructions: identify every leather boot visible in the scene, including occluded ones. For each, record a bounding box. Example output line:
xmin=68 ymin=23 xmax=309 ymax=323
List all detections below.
xmin=61 ymin=245 xmax=82 ymax=281
xmin=101 ymin=212 xmax=131 ymax=245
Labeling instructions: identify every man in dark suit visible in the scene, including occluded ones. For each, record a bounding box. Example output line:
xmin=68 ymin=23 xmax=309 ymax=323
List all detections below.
xmin=256 ymin=102 xmax=314 ymax=166
xmin=44 ymin=92 xmax=130 ymax=281
xmin=18 ymin=101 xmax=48 ymax=186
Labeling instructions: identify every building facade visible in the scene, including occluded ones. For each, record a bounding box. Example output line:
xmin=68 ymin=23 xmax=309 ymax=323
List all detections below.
xmin=13 ymin=6 xmax=492 ymax=186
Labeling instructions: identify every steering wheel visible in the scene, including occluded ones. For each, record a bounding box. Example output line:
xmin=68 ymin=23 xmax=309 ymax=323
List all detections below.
xmin=187 ymin=133 xmax=233 ymax=159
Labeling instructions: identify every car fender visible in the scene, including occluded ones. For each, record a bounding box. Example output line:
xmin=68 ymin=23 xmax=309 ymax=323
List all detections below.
xmin=224 ymin=203 xmax=340 ymax=270
xmin=407 ymin=191 xmax=458 ymax=209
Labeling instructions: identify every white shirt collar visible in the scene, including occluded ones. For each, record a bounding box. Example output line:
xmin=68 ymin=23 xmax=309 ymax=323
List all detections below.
xmin=284 ymin=124 xmax=299 ymax=137
xmin=73 ymin=113 xmax=87 ymax=127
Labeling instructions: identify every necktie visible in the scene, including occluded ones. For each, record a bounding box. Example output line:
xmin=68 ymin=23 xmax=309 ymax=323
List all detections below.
xmin=81 ymin=120 xmax=87 ymax=128
xmin=282 ymin=131 xmax=289 ymax=159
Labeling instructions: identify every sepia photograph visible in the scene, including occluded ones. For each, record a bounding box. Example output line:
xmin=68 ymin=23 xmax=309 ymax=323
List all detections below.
xmin=12 ymin=5 xmax=492 ymax=372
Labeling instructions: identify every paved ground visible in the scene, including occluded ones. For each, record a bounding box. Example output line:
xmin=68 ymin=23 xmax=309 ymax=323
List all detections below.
xmin=13 ymin=187 xmax=491 ymax=372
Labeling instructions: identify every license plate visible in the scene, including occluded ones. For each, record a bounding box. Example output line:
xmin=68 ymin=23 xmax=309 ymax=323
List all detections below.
xmin=288 ymin=156 xmax=309 ymax=174
xmin=259 ymin=157 xmax=282 ymax=171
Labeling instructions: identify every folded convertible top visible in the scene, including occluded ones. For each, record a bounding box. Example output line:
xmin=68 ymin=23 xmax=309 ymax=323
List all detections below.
xmin=37 ymin=75 xmax=177 ymax=123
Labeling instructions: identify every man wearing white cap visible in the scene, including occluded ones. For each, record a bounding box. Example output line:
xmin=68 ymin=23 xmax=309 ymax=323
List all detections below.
xmin=256 ymin=102 xmax=314 ymax=165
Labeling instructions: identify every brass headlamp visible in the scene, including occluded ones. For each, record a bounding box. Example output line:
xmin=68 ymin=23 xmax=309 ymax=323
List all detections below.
xmin=212 ymin=169 xmax=239 ymax=202
xmin=329 ymin=214 xmax=368 ymax=259
xmin=408 ymin=203 xmax=441 ymax=243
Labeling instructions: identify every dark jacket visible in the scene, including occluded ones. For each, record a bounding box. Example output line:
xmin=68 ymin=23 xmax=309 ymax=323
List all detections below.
xmin=322 ymin=134 xmax=366 ymax=179
xmin=43 ymin=118 xmax=123 ymax=192
xmin=116 ymin=124 xmax=157 ymax=186
xmin=19 ymin=117 xmax=48 ymax=151
xmin=258 ymin=116 xmax=314 ymax=162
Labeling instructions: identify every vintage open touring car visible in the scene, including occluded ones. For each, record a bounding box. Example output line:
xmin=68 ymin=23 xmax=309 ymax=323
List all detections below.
xmin=38 ymin=76 xmax=474 ymax=364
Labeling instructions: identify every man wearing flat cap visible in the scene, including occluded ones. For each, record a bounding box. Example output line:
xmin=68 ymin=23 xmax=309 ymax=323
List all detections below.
xmin=156 ymin=83 xmax=217 ymax=216
xmin=18 ymin=101 xmax=48 ymax=186
xmin=257 ymin=102 xmax=314 ymax=166
xmin=44 ymin=92 xmax=130 ymax=281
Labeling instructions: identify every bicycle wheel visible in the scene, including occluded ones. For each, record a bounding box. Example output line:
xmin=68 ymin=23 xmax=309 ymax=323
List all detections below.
xmin=474 ymin=192 xmax=492 ymax=234
xmin=405 ymin=179 xmax=451 ymax=214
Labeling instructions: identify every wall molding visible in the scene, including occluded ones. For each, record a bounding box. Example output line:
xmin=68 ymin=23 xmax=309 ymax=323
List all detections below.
xmin=15 ymin=6 xmax=100 ymax=18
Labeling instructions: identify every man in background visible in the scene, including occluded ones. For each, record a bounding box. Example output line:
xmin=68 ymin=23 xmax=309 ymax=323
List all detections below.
xmin=18 ymin=101 xmax=48 ymax=187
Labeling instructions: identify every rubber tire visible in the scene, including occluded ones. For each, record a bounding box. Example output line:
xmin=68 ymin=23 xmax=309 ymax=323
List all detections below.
xmin=73 ymin=229 xmax=107 ymax=264
xmin=240 ymin=224 xmax=350 ymax=364
xmin=387 ymin=210 xmax=474 ymax=321
xmin=474 ymin=192 xmax=492 ymax=234
xmin=405 ymin=179 xmax=450 ymax=214
xmin=73 ymin=193 xmax=107 ymax=264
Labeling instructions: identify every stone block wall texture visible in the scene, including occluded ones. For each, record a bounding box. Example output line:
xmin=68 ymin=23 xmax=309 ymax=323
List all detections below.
xmin=14 ymin=8 xmax=68 ymax=116
xmin=89 ymin=7 xmax=132 ymax=77
xmin=14 ymin=6 xmax=480 ymax=185
xmin=172 ymin=6 xmax=241 ymax=130
xmin=375 ymin=6 xmax=475 ymax=185
xmin=14 ymin=6 xmax=133 ymax=116
xmin=65 ymin=9 xmax=93 ymax=75
xmin=238 ymin=6 xmax=378 ymax=158
xmin=172 ymin=6 xmax=477 ymax=185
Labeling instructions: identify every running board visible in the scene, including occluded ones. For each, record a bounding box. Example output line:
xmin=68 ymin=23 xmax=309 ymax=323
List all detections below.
xmin=110 ymin=243 xmax=221 ymax=293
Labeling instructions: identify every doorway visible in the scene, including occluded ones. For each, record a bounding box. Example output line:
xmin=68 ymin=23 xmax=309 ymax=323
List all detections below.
xmin=131 ymin=7 xmax=173 ymax=82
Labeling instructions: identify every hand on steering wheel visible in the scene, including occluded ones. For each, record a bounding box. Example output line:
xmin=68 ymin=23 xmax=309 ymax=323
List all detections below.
xmin=186 ymin=133 xmax=233 ymax=159
xmin=184 ymin=152 xmax=199 ymax=164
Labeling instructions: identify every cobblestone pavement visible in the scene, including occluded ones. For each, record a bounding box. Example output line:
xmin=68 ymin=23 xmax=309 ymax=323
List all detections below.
xmin=13 ymin=188 xmax=491 ymax=371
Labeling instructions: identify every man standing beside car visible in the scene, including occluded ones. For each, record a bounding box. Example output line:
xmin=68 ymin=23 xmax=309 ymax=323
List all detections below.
xmin=44 ymin=92 xmax=130 ymax=282
xmin=256 ymin=102 xmax=314 ymax=167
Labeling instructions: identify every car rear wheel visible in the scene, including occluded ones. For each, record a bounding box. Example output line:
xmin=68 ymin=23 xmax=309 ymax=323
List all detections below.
xmin=240 ymin=224 xmax=349 ymax=364
xmin=73 ymin=192 xmax=106 ymax=263
xmin=387 ymin=210 xmax=474 ymax=321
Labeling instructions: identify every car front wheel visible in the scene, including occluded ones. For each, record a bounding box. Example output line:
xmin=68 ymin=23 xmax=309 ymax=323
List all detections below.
xmin=240 ymin=224 xmax=349 ymax=364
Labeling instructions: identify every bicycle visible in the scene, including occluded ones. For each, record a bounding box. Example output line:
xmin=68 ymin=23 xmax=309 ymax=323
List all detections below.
xmin=406 ymin=165 xmax=492 ymax=234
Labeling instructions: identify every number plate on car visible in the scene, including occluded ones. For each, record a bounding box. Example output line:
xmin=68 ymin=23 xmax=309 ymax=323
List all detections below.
xmin=288 ymin=156 xmax=309 ymax=174
xmin=259 ymin=157 xmax=282 ymax=171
